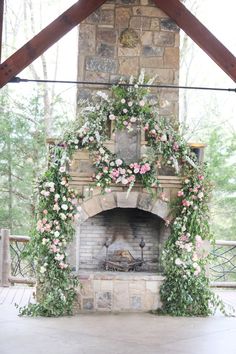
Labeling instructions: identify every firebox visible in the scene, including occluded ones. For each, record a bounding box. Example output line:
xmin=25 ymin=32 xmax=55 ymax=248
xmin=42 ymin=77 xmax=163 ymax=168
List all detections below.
xmin=78 ymin=208 xmax=169 ymax=273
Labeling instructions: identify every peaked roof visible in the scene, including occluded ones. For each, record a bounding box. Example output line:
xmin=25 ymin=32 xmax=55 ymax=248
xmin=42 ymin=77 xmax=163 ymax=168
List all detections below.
xmin=0 ymin=0 xmax=235 ymax=88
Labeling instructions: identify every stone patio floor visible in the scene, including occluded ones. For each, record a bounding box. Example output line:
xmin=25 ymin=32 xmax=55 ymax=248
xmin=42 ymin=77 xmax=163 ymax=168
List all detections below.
xmin=0 ymin=286 xmax=236 ymax=354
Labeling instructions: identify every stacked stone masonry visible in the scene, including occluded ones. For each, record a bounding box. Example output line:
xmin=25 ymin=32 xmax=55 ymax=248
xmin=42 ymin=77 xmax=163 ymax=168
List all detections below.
xmin=76 ymin=272 xmax=164 ymax=312
xmin=77 ymin=0 xmax=180 ymax=120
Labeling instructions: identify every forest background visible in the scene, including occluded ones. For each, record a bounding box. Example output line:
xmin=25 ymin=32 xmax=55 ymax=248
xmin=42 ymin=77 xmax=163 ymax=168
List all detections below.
xmin=0 ymin=0 xmax=235 ymax=241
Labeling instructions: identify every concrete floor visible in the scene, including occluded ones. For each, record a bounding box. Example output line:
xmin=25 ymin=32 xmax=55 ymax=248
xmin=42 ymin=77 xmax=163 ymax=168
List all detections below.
xmin=1 ymin=287 xmax=236 ymax=354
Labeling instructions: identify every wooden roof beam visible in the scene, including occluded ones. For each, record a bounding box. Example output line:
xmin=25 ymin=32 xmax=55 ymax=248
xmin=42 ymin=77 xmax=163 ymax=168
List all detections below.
xmin=0 ymin=0 xmax=106 ymax=88
xmin=154 ymin=0 xmax=236 ymax=82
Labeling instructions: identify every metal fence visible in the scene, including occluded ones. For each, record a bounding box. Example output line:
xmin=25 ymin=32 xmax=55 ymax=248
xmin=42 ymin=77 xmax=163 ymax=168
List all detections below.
xmin=0 ymin=229 xmax=36 ymax=286
xmin=1 ymin=228 xmax=236 ymax=288
xmin=210 ymin=240 xmax=236 ymax=287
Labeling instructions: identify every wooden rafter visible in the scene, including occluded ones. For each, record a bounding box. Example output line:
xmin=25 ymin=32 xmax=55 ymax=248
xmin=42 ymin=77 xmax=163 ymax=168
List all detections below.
xmin=0 ymin=0 xmax=106 ymax=88
xmin=153 ymin=0 xmax=236 ymax=82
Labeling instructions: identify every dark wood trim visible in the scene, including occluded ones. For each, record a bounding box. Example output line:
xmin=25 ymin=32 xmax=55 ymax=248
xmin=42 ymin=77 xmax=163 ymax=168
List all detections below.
xmin=0 ymin=0 xmax=4 ymax=63
xmin=0 ymin=0 xmax=106 ymax=88
xmin=154 ymin=0 xmax=236 ymax=82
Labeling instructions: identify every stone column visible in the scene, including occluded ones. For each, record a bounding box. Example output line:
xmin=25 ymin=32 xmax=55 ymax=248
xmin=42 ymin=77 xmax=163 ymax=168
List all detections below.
xmin=0 ymin=229 xmax=11 ymax=287
xmin=77 ymin=0 xmax=180 ymax=121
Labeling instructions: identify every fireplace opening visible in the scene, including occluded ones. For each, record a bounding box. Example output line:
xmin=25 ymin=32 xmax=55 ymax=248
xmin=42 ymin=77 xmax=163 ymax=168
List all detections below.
xmin=77 ymin=208 xmax=170 ymax=273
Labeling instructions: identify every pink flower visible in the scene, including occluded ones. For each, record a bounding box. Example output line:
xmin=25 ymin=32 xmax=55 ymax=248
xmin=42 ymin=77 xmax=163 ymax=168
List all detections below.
xmin=128 ymin=175 xmax=135 ymax=183
xmin=177 ymin=190 xmax=184 ymax=197
xmin=59 ymin=262 xmax=68 ymax=269
xmin=43 ymin=209 xmax=48 ymax=215
xmin=182 ymin=199 xmax=191 ymax=207
xmin=123 ymin=121 xmax=128 ymax=126
xmin=198 ymin=175 xmax=204 ymax=180
xmin=140 ymin=164 xmax=150 ymax=174
xmin=111 ymin=169 xmax=120 ymax=178
xmin=123 ymin=108 xmax=128 ymax=114
xmin=173 ymin=142 xmax=179 ymax=151
xmin=44 ymin=224 xmax=51 ymax=232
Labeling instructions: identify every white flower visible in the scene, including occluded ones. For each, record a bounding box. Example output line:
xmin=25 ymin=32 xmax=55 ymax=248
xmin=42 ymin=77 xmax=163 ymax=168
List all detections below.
xmin=54 ymin=231 xmax=60 ymax=237
xmin=197 ymin=192 xmax=204 ymax=199
xmin=42 ymin=238 xmax=47 ymax=245
xmin=109 ymin=114 xmax=116 ymax=121
xmin=61 ymin=204 xmax=68 ymax=211
xmin=128 ymin=101 xmax=133 ymax=107
xmin=59 ymin=166 xmax=66 ymax=173
xmin=40 ymin=266 xmax=46 ymax=274
xmin=123 ymin=108 xmax=128 ymax=114
xmin=160 ymin=134 xmax=167 ymax=142
xmin=55 ymin=193 xmax=60 ymax=200
xmin=175 ymin=258 xmax=182 ymax=266
xmin=130 ymin=117 xmax=136 ymax=123
xmin=139 ymin=100 xmax=145 ymax=107
xmin=115 ymin=159 xmax=123 ymax=167
xmin=99 ymin=147 xmax=105 ymax=155
xmin=96 ymin=91 xmax=109 ymax=101
xmin=121 ymin=177 xmax=129 ymax=185
xmin=121 ymin=98 xmax=126 ymax=104
xmin=55 ymin=253 xmax=65 ymax=261
xmin=59 ymin=213 xmax=67 ymax=220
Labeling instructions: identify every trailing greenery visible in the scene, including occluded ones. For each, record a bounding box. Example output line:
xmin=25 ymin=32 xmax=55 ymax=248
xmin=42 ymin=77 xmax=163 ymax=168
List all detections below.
xmin=21 ymin=73 xmax=222 ymax=316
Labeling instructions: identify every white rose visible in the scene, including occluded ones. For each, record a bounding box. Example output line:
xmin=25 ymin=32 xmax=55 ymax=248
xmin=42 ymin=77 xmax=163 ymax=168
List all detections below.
xmin=40 ymin=266 xmax=46 ymax=274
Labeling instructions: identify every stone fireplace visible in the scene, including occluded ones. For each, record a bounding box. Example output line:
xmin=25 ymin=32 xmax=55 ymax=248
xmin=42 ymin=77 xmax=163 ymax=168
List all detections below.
xmin=68 ymin=0 xmax=182 ymax=311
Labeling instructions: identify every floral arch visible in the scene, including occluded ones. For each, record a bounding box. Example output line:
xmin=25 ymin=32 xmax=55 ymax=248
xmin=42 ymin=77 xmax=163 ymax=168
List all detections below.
xmin=21 ymin=73 xmax=223 ymax=317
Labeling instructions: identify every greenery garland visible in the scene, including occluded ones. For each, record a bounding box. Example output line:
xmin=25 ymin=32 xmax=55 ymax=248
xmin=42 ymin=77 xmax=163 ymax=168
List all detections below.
xmin=21 ymin=73 xmax=222 ymax=317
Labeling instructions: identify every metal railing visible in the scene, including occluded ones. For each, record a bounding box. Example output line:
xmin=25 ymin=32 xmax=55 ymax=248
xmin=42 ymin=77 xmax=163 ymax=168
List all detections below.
xmin=0 ymin=229 xmax=36 ymax=286
xmin=1 ymin=228 xmax=236 ymax=288
xmin=210 ymin=240 xmax=236 ymax=287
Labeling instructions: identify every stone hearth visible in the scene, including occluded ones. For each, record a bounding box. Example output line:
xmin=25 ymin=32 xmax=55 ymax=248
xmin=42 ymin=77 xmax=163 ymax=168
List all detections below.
xmin=77 ymin=271 xmax=164 ymax=312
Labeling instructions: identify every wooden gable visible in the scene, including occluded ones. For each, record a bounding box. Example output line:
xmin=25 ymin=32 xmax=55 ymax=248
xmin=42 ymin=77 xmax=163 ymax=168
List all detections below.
xmin=0 ymin=0 xmax=235 ymax=88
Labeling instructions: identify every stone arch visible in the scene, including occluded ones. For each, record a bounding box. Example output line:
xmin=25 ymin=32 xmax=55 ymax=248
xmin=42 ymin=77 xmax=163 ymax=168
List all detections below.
xmin=77 ymin=191 xmax=171 ymax=224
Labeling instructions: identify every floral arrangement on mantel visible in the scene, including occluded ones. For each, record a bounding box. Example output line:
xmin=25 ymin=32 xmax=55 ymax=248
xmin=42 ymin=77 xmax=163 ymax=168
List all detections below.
xmin=21 ymin=72 xmax=224 ymax=317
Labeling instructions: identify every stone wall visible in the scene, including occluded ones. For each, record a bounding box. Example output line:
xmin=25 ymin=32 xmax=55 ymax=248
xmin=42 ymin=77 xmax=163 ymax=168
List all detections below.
xmin=76 ymin=271 xmax=164 ymax=312
xmin=77 ymin=0 xmax=180 ymax=120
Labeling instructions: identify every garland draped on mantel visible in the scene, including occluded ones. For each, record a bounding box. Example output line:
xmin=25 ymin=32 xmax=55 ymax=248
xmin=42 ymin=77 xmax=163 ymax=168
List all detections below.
xmin=21 ymin=73 xmax=223 ymax=317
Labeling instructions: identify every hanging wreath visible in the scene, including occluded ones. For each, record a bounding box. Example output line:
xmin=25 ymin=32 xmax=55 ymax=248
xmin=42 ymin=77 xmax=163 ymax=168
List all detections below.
xmin=20 ymin=72 xmax=225 ymax=317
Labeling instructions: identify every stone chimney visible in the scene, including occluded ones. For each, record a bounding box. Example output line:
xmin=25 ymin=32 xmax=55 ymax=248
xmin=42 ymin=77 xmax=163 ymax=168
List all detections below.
xmin=77 ymin=0 xmax=180 ymax=121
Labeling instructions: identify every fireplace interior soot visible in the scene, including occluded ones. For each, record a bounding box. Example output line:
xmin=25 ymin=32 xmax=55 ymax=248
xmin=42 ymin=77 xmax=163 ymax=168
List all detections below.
xmin=103 ymin=237 xmax=146 ymax=272
xmin=78 ymin=208 xmax=169 ymax=272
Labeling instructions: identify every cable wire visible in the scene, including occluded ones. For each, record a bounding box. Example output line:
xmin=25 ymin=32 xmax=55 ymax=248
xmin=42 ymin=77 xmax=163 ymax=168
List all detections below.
xmin=9 ymin=76 xmax=236 ymax=93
